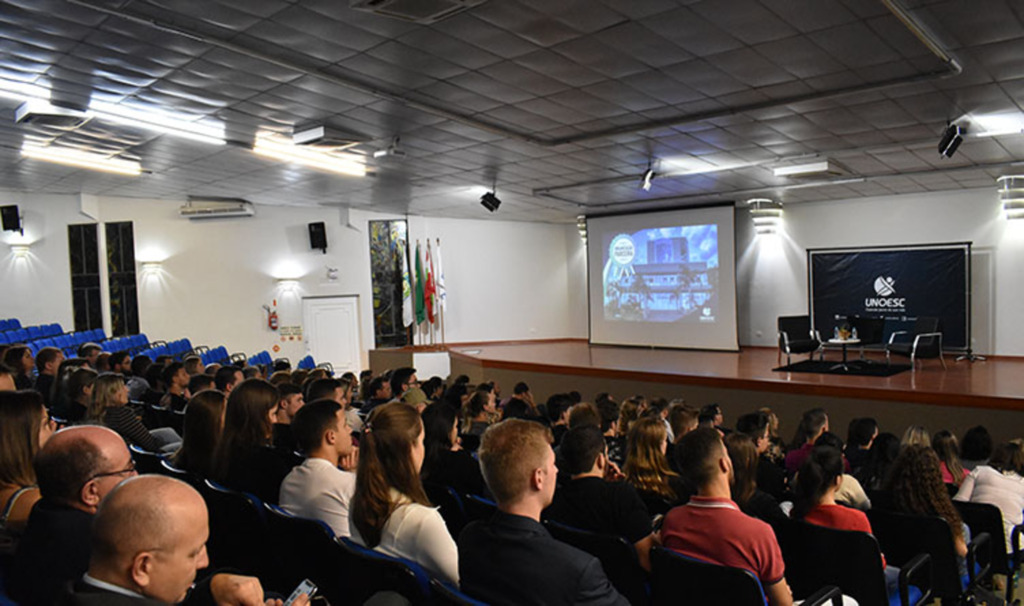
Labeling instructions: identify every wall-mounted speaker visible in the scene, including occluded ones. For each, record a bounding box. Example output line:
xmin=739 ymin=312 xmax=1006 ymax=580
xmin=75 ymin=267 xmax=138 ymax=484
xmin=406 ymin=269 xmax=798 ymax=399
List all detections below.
xmin=308 ymin=221 xmax=327 ymax=254
xmin=1 ymin=205 xmax=20 ymax=233
xmin=938 ymin=124 xmax=963 ymax=158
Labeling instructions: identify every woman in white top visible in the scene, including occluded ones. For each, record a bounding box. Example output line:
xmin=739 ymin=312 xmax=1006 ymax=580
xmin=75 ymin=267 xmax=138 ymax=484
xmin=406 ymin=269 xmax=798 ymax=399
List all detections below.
xmin=349 ymin=402 xmax=458 ymax=584
xmin=954 ymin=442 xmax=1024 ymax=551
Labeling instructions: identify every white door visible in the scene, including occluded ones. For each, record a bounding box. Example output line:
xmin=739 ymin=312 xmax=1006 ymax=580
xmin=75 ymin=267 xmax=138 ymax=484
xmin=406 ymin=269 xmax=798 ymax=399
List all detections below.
xmin=302 ymin=295 xmax=361 ymax=374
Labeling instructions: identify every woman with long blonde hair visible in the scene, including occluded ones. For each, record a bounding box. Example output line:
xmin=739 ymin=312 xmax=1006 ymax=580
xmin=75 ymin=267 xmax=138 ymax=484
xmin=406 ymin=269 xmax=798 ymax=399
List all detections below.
xmin=88 ymin=373 xmax=179 ymax=453
xmin=623 ymin=416 xmax=687 ymax=515
xmin=350 ymin=402 xmax=458 ymax=584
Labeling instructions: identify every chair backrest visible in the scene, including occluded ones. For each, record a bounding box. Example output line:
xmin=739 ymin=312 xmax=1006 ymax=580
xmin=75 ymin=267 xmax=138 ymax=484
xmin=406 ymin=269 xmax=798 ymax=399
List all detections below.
xmin=650 ymin=546 xmax=766 ymax=606
xmin=850 ymin=316 xmax=886 ymax=346
xmin=778 ymin=315 xmax=811 ymax=339
xmin=462 ymin=493 xmax=497 ymax=522
xmin=423 ymin=482 xmax=468 ymax=538
xmin=200 ymin=480 xmax=273 ymax=581
xmin=262 ymin=504 xmax=337 ymax=594
xmin=545 ymin=520 xmax=649 ymax=606
xmin=128 ymin=444 xmax=166 ymax=474
xmin=866 ymin=509 xmax=962 ymax=600
xmin=430 ymin=578 xmax=489 ymax=606
xmin=776 ymin=519 xmax=889 ymax=606
xmin=157 ymin=459 xmax=202 ymax=489
xmin=337 ymin=537 xmax=433 ymax=604
xmin=954 ymin=501 xmax=1009 ymax=574
xmin=912 ymin=317 xmax=942 ymax=353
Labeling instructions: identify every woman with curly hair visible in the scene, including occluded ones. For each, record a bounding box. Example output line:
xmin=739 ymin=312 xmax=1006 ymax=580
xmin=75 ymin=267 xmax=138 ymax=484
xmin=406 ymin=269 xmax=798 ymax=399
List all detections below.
xmin=350 ymin=402 xmax=458 ymax=584
xmin=724 ymin=433 xmax=786 ymax=525
xmin=885 ymin=444 xmax=968 ymax=565
xmin=623 ymin=416 xmax=688 ymax=516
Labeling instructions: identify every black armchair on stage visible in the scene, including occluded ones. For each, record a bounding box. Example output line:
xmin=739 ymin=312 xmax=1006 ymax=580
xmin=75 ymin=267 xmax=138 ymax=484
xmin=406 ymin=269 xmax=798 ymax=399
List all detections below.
xmin=885 ymin=317 xmax=946 ymax=369
xmin=849 ymin=316 xmax=886 ymax=361
xmin=777 ymin=315 xmax=824 ymax=366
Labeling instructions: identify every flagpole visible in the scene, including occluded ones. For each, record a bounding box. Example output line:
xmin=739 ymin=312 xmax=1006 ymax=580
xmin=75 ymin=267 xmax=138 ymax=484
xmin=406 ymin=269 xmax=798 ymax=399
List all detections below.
xmin=437 ymin=237 xmax=446 ymax=347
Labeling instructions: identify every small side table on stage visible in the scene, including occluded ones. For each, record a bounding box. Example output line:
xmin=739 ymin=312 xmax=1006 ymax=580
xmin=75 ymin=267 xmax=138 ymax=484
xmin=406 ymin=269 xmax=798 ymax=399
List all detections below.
xmin=827 ymin=338 xmax=860 ymax=372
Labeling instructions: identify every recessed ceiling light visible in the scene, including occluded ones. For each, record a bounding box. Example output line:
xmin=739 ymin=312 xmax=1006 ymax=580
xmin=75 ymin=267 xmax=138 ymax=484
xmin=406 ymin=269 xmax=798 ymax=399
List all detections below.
xmin=88 ymin=100 xmax=226 ymax=146
xmin=971 ymin=113 xmax=1024 ymax=138
xmin=21 ymin=142 xmax=142 ymax=176
xmin=773 ymin=161 xmax=832 ymax=177
xmin=253 ymin=132 xmax=367 ymax=177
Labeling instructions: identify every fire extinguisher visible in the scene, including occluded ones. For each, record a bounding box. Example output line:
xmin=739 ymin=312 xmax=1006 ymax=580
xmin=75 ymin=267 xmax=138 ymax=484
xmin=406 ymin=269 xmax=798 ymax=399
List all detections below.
xmin=263 ymin=301 xmax=279 ymax=331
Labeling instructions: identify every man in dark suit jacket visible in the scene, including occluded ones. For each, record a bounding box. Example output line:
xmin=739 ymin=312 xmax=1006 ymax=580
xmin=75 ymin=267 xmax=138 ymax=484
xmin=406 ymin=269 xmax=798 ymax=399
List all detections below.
xmin=10 ymin=425 xmax=138 ymax=605
xmin=458 ymin=419 xmax=628 ymax=606
xmin=58 ymin=475 xmax=307 ymax=606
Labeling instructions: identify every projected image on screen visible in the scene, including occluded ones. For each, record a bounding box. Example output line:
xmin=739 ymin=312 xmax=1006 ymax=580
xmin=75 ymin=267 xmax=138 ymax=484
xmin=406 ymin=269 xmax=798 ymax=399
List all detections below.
xmin=602 ymin=225 xmax=719 ymax=323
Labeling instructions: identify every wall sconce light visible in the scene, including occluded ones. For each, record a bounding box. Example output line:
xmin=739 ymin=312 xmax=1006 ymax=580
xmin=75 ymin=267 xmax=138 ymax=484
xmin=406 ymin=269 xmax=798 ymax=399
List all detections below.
xmin=576 ymin=215 xmax=587 ymax=244
xmin=997 ymin=176 xmax=1024 ymax=220
xmin=276 ymin=278 xmax=300 ymax=291
xmin=748 ymin=198 xmax=784 ymax=235
xmin=11 ymin=243 xmax=30 ymax=257
xmin=140 ymin=261 xmax=163 ymax=272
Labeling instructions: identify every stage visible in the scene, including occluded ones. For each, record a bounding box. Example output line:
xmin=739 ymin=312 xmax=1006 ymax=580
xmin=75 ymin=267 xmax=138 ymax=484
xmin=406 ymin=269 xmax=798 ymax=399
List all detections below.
xmin=371 ymin=340 xmax=1024 ymax=444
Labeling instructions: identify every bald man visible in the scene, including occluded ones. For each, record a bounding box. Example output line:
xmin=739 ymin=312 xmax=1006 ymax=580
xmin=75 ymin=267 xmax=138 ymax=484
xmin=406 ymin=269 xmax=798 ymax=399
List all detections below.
xmin=10 ymin=425 xmax=138 ymax=605
xmin=60 ymin=475 xmax=307 ymax=606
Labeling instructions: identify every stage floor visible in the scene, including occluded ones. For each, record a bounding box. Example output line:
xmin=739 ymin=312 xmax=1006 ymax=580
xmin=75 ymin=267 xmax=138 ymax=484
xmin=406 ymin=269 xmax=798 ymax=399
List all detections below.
xmin=446 ymin=340 xmax=1024 ymax=412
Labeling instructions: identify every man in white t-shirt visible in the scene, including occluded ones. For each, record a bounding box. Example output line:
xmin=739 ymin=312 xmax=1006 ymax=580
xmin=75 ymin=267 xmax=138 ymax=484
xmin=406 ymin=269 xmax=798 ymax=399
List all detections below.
xmin=278 ymin=399 xmax=358 ymax=537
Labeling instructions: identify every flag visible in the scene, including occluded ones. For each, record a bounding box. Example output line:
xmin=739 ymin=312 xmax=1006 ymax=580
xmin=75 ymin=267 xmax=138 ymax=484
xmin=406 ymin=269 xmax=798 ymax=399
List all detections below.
xmin=425 ymin=240 xmax=436 ymax=324
xmin=401 ymin=239 xmax=413 ymax=327
xmin=414 ymin=241 xmax=426 ymax=325
xmin=435 ymin=238 xmax=446 ymax=313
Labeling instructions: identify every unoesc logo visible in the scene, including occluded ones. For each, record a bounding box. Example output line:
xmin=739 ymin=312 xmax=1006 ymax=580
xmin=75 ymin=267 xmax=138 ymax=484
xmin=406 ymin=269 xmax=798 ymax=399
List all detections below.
xmin=866 ymin=276 xmax=906 ymax=309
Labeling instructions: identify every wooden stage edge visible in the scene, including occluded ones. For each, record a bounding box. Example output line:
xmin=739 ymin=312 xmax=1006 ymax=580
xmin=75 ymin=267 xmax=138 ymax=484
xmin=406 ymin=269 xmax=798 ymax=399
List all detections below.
xmin=390 ymin=339 xmax=1024 ymax=413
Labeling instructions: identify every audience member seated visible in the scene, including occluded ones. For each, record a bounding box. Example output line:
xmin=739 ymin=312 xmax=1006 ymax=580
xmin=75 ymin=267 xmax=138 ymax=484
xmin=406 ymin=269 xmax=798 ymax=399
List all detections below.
xmin=933 ymin=430 xmax=967 ymax=486
xmin=724 ymin=433 xmax=787 ymax=525
xmin=108 ymin=350 xmax=131 ymax=376
xmin=349 ymin=402 xmax=458 ymax=584
xmin=463 ymin=390 xmax=498 ymax=437
xmin=901 ymin=425 xmax=930 ymax=448
xmin=95 ymin=352 xmax=112 ymax=373
xmin=814 ymin=432 xmax=869 ymax=510
xmin=308 ymin=376 xmax=362 ymax=433
xmin=187 ymin=373 xmax=215 ymax=395
xmin=89 ymin=373 xmax=181 ymax=453
xmin=643 ymin=398 xmax=673 ymax=443
xmin=759 ymin=407 xmax=787 ymax=466
xmin=785 ymin=407 xmax=829 ymax=475
xmin=279 ymin=399 xmax=357 ymax=538
xmin=501 ymin=381 xmax=541 ymax=422
xmin=389 ymin=366 xmax=418 ymax=401
xmin=623 ymin=416 xmax=690 ymax=517
xmin=459 ymin=418 xmax=628 ymax=605
xmin=856 ymin=432 xmax=900 ymax=490
xmin=420 ymin=402 xmax=487 ymax=497
xmin=60 ymin=475 xmax=305 ymax=606
xmin=886 ymin=444 xmax=969 ymax=568
xmin=954 ymin=442 xmax=1024 ymax=552
xmin=618 ymin=395 xmax=643 ymax=437
xmin=159 ymin=361 xmax=190 ymax=411
xmin=3 ymin=345 xmax=34 ymax=390
xmin=212 ymin=379 xmax=297 ymax=505
xmin=361 ymin=376 xmax=393 ymax=416
xmin=701 ymin=403 xmax=729 ymax=435
xmin=141 ymin=362 xmax=166 ymax=406
xmin=204 ymin=362 xmax=221 ymax=376
xmin=401 ymin=386 xmax=430 ymax=412
xmin=668 ymin=402 xmax=698 ymax=444
xmin=736 ymin=411 xmax=787 ymax=501
xmin=77 ymin=343 xmax=103 ymax=369
xmin=661 ymin=427 xmax=794 ymax=606
xmin=961 ymin=426 xmax=993 ymax=472
xmin=181 ymin=354 xmax=202 ymax=377
xmin=64 ymin=367 xmax=98 ymax=423
xmin=171 ymin=390 xmax=227 ymax=479
xmin=9 ymin=426 xmax=137 ymax=605
xmin=0 ymin=390 xmax=55 ymax=542
xmin=844 ymin=417 xmax=878 ymax=477
xmin=214 ymin=365 xmax=244 ymax=395
xmin=272 ymin=383 xmax=305 ymax=454
xmin=0 ymin=363 xmax=15 ymax=391
xmin=420 ymin=376 xmax=444 ymax=403
xmin=33 ymin=346 xmax=64 ymax=406
xmin=268 ymin=370 xmax=292 ymax=386
xmin=546 ymin=394 xmax=573 ymax=446
xmin=126 ymin=355 xmax=153 ymax=401
xmin=596 ymin=395 xmax=625 ymax=467
xmin=544 ymin=425 xmax=655 ymax=571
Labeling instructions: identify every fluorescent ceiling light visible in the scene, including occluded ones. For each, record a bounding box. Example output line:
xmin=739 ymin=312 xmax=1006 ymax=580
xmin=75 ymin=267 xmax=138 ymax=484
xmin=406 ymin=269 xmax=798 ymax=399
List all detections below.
xmin=253 ymin=132 xmax=367 ymax=177
xmin=88 ymin=100 xmax=226 ymax=145
xmin=972 ymin=113 xmax=1024 ymax=138
xmin=774 ymin=161 xmax=831 ymax=177
xmin=21 ymin=141 xmax=142 ymax=176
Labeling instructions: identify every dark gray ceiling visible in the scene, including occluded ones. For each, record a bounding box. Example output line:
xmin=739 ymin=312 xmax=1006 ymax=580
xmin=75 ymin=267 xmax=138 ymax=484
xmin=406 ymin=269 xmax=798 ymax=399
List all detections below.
xmin=0 ymin=0 xmax=1022 ymax=221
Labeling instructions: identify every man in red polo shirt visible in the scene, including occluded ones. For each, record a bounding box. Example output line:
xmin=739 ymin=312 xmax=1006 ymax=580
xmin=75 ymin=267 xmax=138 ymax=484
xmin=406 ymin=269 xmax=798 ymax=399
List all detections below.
xmin=661 ymin=427 xmax=793 ymax=606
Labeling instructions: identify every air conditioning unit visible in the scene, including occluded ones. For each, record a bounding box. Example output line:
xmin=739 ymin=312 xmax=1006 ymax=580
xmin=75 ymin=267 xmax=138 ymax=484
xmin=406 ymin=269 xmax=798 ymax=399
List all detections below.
xmin=15 ymin=100 xmax=90 ymax=128
xmin=292 ymin=124 xmax=366 ymax=150
xmin=349 ymin=0 xmax=487 ymax=24
xmin=179 ymin=198 xmax=255 ymax=220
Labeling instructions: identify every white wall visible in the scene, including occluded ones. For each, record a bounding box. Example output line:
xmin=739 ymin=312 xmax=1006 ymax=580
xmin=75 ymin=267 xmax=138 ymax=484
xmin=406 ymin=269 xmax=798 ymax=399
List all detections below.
xmin=737 ymin=187 xmax=1024 ymax=356
xmin=1 ymin=193 xmax=587 ymax=367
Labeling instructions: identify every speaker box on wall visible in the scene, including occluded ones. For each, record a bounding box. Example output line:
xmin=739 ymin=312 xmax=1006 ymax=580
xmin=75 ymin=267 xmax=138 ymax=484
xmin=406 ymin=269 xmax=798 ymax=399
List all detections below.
xmin=308 ymin=221 xmax=327 ymax=253
xmin=1 ymin=205 xmax=20 ymax=232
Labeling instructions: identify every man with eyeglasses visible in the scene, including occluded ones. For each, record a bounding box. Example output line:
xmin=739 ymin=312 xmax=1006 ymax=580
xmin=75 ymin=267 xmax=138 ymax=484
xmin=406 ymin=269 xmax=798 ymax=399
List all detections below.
xmin=10 ymin=425 xmax=138 ymax=605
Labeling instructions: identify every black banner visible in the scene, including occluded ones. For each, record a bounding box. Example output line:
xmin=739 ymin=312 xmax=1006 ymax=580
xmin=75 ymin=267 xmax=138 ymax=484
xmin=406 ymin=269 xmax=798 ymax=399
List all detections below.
xmin=809 ymin=245 xmax=968 ymax=349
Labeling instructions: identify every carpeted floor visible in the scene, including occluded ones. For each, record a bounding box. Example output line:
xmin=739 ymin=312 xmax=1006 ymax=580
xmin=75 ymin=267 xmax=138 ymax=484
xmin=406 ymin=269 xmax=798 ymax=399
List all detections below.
xmin=773 ymin=359 xmax=912 ymax=377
